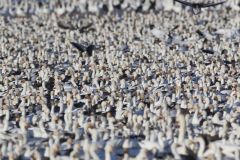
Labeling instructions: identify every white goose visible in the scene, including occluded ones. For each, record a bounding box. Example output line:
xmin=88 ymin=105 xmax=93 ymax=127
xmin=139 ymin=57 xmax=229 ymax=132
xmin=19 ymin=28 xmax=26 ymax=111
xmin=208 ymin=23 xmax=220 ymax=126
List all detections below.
xmin=2 ymin=109 xmax=10 ymax=132
xmin=105 ymin=141 xmax=114 ymax=160
xmin=135 ymin=148 xmax=148 ymax=160
xmin=171 ymin=113 xmax=195 ymax=159
xmin=55 ymin=3 xmax=66 ymax=16
xmin=30 ymin=120 xmax=48 ymax=138
xmin=192 ymin=108 xmax=202 ymax=126
xmin=0 ymin=1 xmax=8 ymax=16
xmin=15 ymin=1 xmax=28 ymax=17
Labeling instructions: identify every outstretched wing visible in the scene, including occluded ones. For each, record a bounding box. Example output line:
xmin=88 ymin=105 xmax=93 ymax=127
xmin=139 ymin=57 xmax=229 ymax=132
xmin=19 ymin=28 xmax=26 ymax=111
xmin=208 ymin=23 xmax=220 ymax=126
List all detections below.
xmin=70 ymin=42 xmax=87 ymax=52
xmin=174 ymin=0 xmax=194 ymax=7
xmin=200 ymin=1 xmax=226 ymax=8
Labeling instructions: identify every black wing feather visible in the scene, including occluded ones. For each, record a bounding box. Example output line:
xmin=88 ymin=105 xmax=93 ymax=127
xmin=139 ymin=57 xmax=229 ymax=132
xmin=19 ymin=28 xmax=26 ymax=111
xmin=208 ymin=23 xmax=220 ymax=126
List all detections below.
xmin=200 ymin=1 xmax=226 ymax=8
xmin=70 ymin=42 xmax=87 ymax=52
xmin=201 ymin=48 xmax=215 ymax=54
xmin=58 ymin=21 xmax=76 ymax=30
xmin=174 ymin=0 xmax=194 ymax=6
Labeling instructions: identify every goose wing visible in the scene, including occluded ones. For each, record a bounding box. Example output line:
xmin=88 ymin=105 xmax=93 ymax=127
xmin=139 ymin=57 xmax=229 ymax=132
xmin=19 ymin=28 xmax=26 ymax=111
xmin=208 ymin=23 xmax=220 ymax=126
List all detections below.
xmin=200 ymin=1 xmax=226 ymax=8
xmin=70 ymin=42 xmax=87 ymax=52
xmin=174 ymin=0 xmax=194 ymax=7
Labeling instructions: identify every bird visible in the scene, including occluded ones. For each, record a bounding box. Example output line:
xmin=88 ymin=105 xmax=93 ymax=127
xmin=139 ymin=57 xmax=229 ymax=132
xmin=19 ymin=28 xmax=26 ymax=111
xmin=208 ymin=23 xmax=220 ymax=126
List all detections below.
xmin=57 ymin=21 xmax=76 ymax=30
xmin=201 ymin=48 xmax=215 ymax=54
xmin=174 ymin=0 xmax=226 ymax=14
xmin=70 ymin=42 xmax=96 ymax=56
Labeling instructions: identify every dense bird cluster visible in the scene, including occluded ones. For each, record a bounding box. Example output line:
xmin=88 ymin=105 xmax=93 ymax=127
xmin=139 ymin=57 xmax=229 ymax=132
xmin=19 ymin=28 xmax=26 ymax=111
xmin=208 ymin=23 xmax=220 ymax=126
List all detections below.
xmin=0 ymin=0 xmax=240 ymax=160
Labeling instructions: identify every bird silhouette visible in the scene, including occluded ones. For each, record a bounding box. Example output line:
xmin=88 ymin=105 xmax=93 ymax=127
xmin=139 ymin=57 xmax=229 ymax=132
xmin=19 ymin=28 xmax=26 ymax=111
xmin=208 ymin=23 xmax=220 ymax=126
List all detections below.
xmin=70 ymin=42 xmax=96 ymax=56
xmin=174 ymin=0 xmax=226 ymax=14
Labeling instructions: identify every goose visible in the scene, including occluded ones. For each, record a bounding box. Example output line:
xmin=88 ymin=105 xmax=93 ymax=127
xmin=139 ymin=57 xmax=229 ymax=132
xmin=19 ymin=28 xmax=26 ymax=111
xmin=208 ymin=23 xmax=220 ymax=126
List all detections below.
xmin=32 ymin=149 xmax=41 ymax=160
xmin=135 ymin=148 xmax=148 ymax=160
xmin=55 ymin=3 xmax=66 ymax=16
xmin=82 ymin=138 xmax=91 ymax=160
xmin=0 ymin=141 xmax=8 ymax=157
xmin=49 ymin=143 xmax=59 ymax=160
xmin=104 ymin=141 xmax=114 ymax=160
xmin=30 ymin=120 xmax=48 ymax=138
xmin=212 ymin=112 xmax=224 ymax=126
xmin=192 ymin=108 xmax=202 ymax=126
xmin=176 ymin=0 xmax=226 ymax=14
xmin=190 ymin=137 xmax=207 ymax=160
xmin=177 ymin=113 xmax=186 ymax=143
xmin=89 ymin=142 xmax=100 ymax=160
xmin=0 ymin=1 xmax=8 ymax=16
xmin=65 ymin=1 xmax=75 ymax=14
xmin=212 ymin=140 xmax=240 ymax=159
xmin=139 ymin=139 xmax=160 ymax=153
xmin=171 ymin=141 xmax=195 ymax=160
xmin=170 ymin=113 xmax=196 ymax=159
xmin=2 ymin=109 xmax=10 ymax=132
xmin=70 ymin=143 xmax=81 ymax=159
xmin=88 ymin=1 xmax=100 ymax=14
xmin=15 ymin=1 xmax=27 ymax=17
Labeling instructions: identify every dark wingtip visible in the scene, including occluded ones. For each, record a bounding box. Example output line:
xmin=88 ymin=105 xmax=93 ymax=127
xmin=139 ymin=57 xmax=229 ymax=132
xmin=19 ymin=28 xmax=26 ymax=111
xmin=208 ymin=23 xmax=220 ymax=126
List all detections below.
xmin=201 ymin=48 xmax=214 ymax=54
xmin=70 ymin=42 xmax=78 ymax=48
xmin=70 ymin=42 xmax=76 ymax=46
xmin=70 ymin=42 xmax=86 ymax=52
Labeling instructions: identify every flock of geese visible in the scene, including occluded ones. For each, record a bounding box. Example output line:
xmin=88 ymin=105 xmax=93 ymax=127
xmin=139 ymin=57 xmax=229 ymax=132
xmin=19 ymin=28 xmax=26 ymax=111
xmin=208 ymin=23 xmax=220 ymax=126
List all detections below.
xmin=0 ymin=0 xmax=239 ymax=16
xmin=0 ymin=0 xmax=240 ymax=159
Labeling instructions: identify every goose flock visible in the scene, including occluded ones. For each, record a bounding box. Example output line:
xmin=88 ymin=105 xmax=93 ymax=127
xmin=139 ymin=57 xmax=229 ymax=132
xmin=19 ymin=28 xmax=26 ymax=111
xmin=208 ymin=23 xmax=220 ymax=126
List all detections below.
xmin=0 ymin=0 xmax=240 ymax=159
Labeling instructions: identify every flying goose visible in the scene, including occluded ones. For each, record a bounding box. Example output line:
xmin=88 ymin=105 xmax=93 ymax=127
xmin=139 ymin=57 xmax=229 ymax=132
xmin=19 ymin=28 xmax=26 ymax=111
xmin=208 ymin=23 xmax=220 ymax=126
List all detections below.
xmin=174 ymin=0 xmax=226 ymax=14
